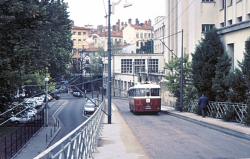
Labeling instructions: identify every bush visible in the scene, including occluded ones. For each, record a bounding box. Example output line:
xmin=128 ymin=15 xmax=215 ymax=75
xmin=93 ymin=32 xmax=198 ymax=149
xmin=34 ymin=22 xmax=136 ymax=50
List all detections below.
xmin=222 ymin=108 xmax=236 ymax=122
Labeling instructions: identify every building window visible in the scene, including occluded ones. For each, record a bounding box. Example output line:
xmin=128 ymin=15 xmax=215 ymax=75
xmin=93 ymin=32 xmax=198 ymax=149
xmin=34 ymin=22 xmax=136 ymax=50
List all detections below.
xmin=121 ymin=59 xmax=132 ymax=74
xmin=148 ymin=33 xmax=151 ymax=38
xmin=201 ymin=0 xmax=214 ymax=2
xmin=227 ymin=43 xmax=234 ymax=70
xmin=140 ymin=33 xmax=143 ymax=39
xmin=220 ymin=22 xmax=225 ymax=28
xmin=247 ymin=13 xmax=250 ymax=20
xmin=237 ymin=16 xmax=242 ymax=23
xmin=78 ymin=32 xmax=81 ymax=35
xmin=227 ymin=0 xmax=232 ymax=6
xmin=83 ymin=32 xmax=86 ymax=35
xmin=78 ymin=39 xmax=81 ymax=41
xmin=227 ymin=19 xmax=232 ymax=25
xmin=144 ymin=33 xmax=147 ymax=39
xmin=148 ymin=59 xmax=158 ymax=73
xmin=136 ymin=41 xmax=139 ymax=47
xmin=136 ymin=33 xmax=139 ymax=38
xmin=73 ymin=32 xmax=76 ymax=35
xmin=201 ymin=24 xmax=215 ymax=33
xmin=134 ymin=59 xmax=145 ymax=74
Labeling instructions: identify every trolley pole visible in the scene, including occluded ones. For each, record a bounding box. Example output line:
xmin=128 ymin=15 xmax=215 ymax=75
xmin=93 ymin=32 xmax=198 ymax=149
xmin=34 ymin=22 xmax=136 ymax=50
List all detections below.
xmin=107 ymin=0 xmax=112 ymax=124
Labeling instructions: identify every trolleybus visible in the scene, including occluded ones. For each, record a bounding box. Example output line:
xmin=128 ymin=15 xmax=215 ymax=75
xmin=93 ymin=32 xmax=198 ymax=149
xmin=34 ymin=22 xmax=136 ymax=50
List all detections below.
xmin=128 ymin=83 xmax=161 ymax=113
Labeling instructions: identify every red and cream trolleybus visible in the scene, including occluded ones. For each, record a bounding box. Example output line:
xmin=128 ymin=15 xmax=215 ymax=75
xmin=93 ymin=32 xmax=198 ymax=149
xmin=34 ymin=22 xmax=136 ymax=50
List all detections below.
xmin=128 ymin=82 xmax=161 ymax=113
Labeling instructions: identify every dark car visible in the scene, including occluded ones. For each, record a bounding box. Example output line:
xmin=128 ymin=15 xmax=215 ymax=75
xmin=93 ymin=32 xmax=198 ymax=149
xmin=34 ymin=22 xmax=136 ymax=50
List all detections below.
xmin=50 ymin=93 xmax=60 ymax=100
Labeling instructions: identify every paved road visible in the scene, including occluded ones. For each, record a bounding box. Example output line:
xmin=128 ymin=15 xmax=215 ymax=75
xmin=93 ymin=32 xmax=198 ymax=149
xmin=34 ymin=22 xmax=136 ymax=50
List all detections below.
xmin=113 ymin=99 xmax=250 ymax=159
xmin=49 ymin=94 xmax=87 ymax=146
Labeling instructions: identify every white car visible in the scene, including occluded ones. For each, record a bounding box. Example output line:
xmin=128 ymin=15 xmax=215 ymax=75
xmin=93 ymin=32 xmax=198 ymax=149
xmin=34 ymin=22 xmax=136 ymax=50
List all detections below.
xmin=26 ymin=108 xmax=37 ymax=117
xmin=10 ymin=114 xmax=31 ymax=123
xmin=23 ymin=98 xmax=37 ymax=108
xmin=83 ymin=100 xmax=96 ymax=115
xmin=33 ymin=97 xmax=44 ymax=106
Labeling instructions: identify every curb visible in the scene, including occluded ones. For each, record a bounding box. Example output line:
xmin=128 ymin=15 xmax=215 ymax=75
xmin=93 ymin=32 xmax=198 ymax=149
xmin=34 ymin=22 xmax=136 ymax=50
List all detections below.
xmin=165 ymin=110 xmax=250 ymax=141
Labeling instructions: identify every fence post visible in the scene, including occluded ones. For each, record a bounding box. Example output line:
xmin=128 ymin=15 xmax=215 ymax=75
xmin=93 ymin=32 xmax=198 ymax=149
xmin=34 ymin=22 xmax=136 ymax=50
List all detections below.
xmin=5 ymin=136 xmax=7 ymax=159
xmin=16 ymin=130 xmax=18 ymax=154
xmin=11 ymin=133 xmax=13 ymax=157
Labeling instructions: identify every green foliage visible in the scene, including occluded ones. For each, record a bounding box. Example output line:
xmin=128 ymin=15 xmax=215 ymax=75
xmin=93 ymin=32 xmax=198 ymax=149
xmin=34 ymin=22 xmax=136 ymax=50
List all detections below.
xmin=242 ymin=38 xmax=250 ymax=125
xmin=222 ymin=107 xmax=236 ymax=122
xmin=192 ymin=29 xmax=225 ymax=100
xmin=212 ymin=54 xmax=231 ymax=101
xmin=226 ymin=69 xmax=247 ymax=103
xmin=0 ymin=0 xmax=72 ymax=98
xmin=165 ymin=54 xmax=196 ymax=109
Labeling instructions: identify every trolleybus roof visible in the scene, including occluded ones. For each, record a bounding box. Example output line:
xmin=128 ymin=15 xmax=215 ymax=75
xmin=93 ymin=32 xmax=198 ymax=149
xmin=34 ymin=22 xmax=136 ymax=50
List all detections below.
xmin=128 ymin=83 xmax=160 ymax=90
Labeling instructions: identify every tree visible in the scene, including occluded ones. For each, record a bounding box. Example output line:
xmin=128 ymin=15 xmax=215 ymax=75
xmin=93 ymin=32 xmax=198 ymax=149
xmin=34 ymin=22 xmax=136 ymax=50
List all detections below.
xmin=0 ymin=0 xmax=72 ymax=105
xmin=241 ymin=37 xmax=250 ymax=124
xmin=212 ymin=54 xmax=231 ymax=101
xmin=226 ymin=69 xmax=247 ymax=103
xmin=192 ymin=29 xmax=225 ymax=100
xmin=165 ymin=54 xmax=196 ymax=109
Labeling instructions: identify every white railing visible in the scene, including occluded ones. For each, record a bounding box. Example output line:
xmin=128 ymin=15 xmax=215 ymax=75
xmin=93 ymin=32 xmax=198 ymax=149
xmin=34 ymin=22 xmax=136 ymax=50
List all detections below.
xmin=188 ymin=101 xmax=247 ymax=123
xmin=34 ymin=102 xmax=104 ymax=159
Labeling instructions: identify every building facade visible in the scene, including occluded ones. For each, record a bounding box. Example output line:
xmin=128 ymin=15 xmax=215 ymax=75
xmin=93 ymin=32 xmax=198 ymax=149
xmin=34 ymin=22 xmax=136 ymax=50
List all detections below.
xmin=165 ymin=0 xmax=250 ymax=68
xmin=103 ymin=53 xmax=165 ymax=97
xmin=122 ymin=19 xmax=154 ymax=53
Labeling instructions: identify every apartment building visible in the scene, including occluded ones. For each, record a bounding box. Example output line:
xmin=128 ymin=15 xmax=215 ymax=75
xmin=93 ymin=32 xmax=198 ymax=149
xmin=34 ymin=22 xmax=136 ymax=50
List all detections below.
xmin=165 ymin=0 xmax=250 ymax=68
xmin=123 ymin=19 xmax=154 ymax=53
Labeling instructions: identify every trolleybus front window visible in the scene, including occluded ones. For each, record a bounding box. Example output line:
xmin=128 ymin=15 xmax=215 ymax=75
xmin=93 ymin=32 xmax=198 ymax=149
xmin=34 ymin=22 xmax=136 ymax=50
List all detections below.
xmin=151 ymin=88 xmax=160 ymax=96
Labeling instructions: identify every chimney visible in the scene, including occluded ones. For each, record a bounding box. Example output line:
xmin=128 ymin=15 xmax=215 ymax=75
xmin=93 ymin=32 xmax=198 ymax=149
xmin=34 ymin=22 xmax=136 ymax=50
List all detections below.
xmin=135 ymin=18 xmax=139 ymax=25
xmin=148 ymin=19 xmax=151 ymax=26
xmin=128 ymin=18 xmax=132 ymax=24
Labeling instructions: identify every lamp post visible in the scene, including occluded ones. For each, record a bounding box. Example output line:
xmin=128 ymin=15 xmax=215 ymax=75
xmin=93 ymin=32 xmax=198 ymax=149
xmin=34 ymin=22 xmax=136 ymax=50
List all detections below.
xmin=44 ymin=77 xmax=49 ymax=127
xmin=107 ymin=0 xmax=132 ymax=124
xmin=107 ymin=0 xmax=112 ymax=124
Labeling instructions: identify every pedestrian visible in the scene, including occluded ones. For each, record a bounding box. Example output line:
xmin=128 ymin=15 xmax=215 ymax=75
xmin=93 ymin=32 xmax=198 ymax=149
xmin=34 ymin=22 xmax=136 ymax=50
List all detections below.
xmin=198 ymin=94 xmax=209 ymax=117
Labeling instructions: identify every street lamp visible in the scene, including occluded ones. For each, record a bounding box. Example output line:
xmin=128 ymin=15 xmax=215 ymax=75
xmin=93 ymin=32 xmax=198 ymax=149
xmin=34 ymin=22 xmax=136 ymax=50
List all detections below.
xmin=107 ymin=0 xmax=132 ymax=124
xmin=44 ymin=77 xmax=49 ymax=127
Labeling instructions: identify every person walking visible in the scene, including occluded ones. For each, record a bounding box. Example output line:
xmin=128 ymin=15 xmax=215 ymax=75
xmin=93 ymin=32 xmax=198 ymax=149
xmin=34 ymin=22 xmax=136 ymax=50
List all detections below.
xmin=198 ymin=94 xmax=209 ymax=117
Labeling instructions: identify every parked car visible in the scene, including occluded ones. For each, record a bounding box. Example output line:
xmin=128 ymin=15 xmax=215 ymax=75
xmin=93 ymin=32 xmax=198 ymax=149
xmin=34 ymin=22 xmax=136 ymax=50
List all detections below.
xmin=73 ymin=91 xmax=83 ymax=97
xmin=26 ymin=108 xmax=37 ymax=117
xmin=83 ymin=100 xmax=96 ymax=116
xmin=23 ymin=98 xmax=37 ymax=108
xmin=33 ymin=97 xmax=44 ymax=106
xmin=10 ymin=114 xmax=31 ymax=123
xmin=50 ymin=93 xmax=60 ymax=100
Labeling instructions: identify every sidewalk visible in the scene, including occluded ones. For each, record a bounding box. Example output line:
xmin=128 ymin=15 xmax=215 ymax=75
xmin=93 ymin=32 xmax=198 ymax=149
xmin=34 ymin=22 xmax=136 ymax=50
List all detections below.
xmin=13 ymin=100 xmax=64 ymax=159
xmin=94 ymin=104 xmax=250 ymax=159
xmin=93 ymin=104 xmax=149 ymax=159
xmin=161 ymin=105 xmax=250 ymax=140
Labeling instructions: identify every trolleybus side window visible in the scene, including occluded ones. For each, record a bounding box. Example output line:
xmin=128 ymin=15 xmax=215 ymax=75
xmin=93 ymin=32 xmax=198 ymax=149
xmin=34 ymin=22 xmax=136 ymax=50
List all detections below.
xmin=151 ymin=88 xmax=160 ymax=96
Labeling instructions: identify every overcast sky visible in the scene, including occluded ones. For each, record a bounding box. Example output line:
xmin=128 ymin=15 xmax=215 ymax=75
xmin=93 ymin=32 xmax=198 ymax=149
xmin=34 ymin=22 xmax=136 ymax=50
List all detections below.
xmin=64 ymin=0 xmax=166 ymax=27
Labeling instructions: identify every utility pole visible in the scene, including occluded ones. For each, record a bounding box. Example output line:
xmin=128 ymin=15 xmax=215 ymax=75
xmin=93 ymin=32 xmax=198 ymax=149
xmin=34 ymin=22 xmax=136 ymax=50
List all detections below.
xmin=107 ymin=0 xmax=112 ymax=124
xmin=44 ymin=77 xmax=49 ymax=126
xmin=180 ymin=29 xmax=184 ymax=112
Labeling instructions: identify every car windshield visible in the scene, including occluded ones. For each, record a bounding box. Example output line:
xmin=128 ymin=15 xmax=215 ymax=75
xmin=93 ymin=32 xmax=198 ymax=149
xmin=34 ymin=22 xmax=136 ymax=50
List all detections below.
xmin=85 ymin=101 xmax=94 ymax=108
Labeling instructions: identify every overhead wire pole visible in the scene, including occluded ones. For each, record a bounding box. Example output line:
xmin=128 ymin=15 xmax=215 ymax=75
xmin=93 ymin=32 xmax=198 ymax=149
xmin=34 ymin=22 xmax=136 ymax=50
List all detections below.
xmin=159 ymin=29 xmax=184 ymax=112
xmin=107 ymin=0 xmax=112 ymax=124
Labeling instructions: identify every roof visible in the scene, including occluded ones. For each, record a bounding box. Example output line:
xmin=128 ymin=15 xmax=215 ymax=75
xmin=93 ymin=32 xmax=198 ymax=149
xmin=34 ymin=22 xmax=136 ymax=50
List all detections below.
xmin=130 ymin=24 xmax=153 ymax=31
xmin=98 ymin=31 xmax=123 ymax=38
xmin=72 ymin=26 xmax=91 ymax=30
xmin=128 ymin=83 xmax=160 ymax=90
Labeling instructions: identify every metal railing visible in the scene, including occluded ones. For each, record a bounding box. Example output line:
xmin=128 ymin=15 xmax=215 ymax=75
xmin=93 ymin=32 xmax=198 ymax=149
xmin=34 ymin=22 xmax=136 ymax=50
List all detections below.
xmin=188 ymin=100 xmax=247 ymax=123
xmin=0 ymin=108 xmax=44 ymax=159
xmin=34 ymin=102 xmax=104 ymax=159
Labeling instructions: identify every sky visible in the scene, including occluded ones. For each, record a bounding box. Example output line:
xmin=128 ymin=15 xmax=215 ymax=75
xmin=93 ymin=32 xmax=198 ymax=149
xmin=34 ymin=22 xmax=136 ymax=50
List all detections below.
xmin=64 ymin=0 xmax=166 ymax=27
